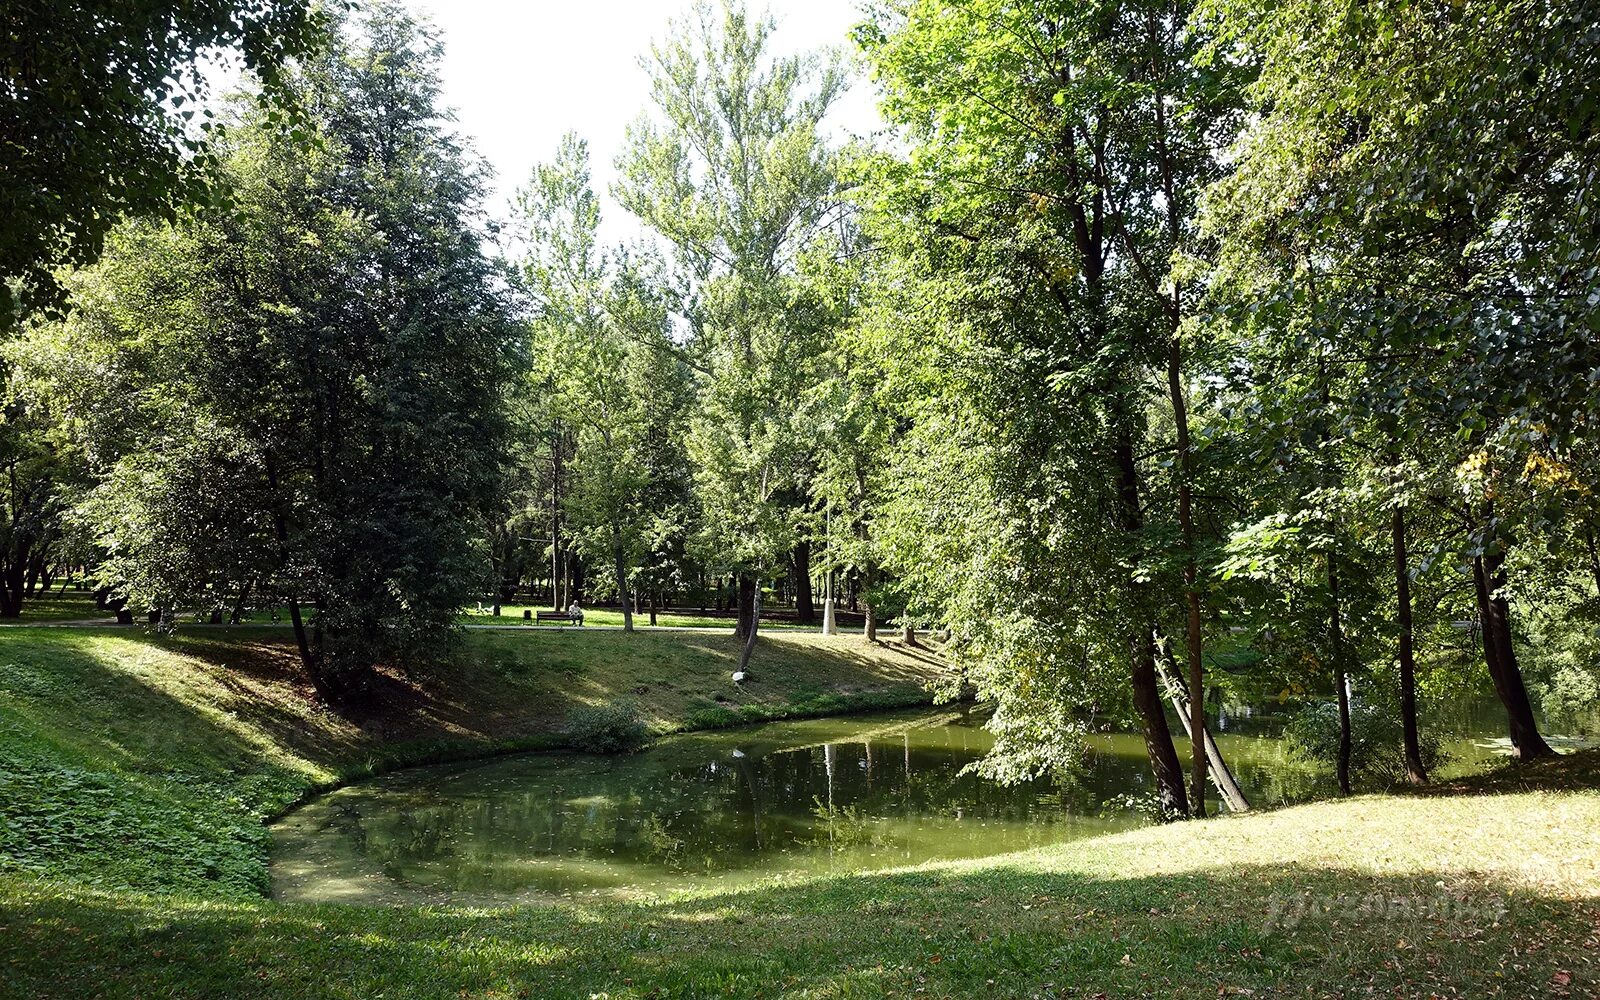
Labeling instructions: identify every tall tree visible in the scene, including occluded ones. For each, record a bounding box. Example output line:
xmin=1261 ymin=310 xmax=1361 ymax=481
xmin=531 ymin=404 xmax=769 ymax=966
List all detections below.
xmin=1204 ymin=0 xmax=1600 ymax=760
xmin=26 ymin=3 xmax=516 ymax=703
xmin=615 ymin=0 xmax=845 ymax=655
xmin=857 ymin=0 xmax=1251 ymax=817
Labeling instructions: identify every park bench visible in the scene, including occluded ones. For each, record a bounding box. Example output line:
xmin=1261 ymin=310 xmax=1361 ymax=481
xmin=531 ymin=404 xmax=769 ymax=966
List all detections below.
xmin=535 ymin=609 xmax=583 ymax=625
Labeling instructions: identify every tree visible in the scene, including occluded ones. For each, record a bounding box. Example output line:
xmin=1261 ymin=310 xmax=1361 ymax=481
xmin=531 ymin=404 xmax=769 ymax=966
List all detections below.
xmin=25 ymin=3 xmax=516 ymax=704
xmin=519 ymin=136 xmax=695 ymax=632
xmin=616 ymin=0 xmax=846 ymax=657
xmin=1203 ymin=0 xmax=1600 ymax=761
xmin=0 ymin=372 xmax=82 ymax=616
xmin=0 ymin=0 xmax=325 ymax=325
xmin=857 ymin=0 xmax=1251 ymax=818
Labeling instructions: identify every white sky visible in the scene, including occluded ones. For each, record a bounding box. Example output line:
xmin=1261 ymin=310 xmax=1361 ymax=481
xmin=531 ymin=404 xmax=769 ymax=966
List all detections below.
xmin=406 ymin=0 xmax=885 ymax=246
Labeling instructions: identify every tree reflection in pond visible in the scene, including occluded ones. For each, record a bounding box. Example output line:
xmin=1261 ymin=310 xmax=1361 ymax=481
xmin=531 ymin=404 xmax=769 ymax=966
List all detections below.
xmin=270 ymin=695 xmax=1559 ymax=905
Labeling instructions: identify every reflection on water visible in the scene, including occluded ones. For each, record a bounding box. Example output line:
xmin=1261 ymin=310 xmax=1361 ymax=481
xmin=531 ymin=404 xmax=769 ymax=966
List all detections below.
xmin=270 ymin=694 xmax=1594 ymax=905
xmin=273 ymin=708 xmax=1148 ymax=904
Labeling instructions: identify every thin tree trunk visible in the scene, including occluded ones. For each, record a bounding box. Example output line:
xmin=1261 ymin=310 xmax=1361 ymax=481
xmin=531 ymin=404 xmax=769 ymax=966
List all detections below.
xmin=551 ymin=432 xmax=563 ymax=612
xmin=1472 ymin=549 xmax=1554 ymax=760
xmin=1393 ymin=505 xmax=1427 ymax=784
xmin=1155 ymin=645 xmax=1250 ymax=812
xmin=1165 ymin=337 xmax=1207 ymax=817
xmin=735 ymin=574 xmax=756 ymax=639
xmin=230 ymin=580 xmax=254 ymax=624
xmin=1133 ymin=629 xmax=1190 ymax=820
xmin=287 ymin=599 xmax=334 ymax=703
xmin=735 ymin=584 xmax=761 ymax=674
xmin=612 ymin=528 xmax=632 ymax=632
xmin=1329 ymin=559 xmax=1352 ymax=795
xmin=649 ymin=589 xmax=658 ymax=627
xmin=1113 ymin=432 xmax=1190 ymax=819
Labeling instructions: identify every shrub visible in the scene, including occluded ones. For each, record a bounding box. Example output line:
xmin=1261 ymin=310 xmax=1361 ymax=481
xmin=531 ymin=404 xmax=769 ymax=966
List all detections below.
xmin=564 ymin=702 xmax=649 ymax=754
xmin=1285 ymin=698 xmax=1448 ymax=787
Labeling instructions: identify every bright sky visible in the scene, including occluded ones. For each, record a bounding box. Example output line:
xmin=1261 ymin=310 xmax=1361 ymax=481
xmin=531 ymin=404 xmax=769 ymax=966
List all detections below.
xmin=406 ymin=0 xmax=885 ymax=246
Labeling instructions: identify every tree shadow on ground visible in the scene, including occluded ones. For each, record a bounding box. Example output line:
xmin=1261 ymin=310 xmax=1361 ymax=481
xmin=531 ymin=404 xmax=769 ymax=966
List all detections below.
xmin=3 ymin=852 xmax=1594 ymax=999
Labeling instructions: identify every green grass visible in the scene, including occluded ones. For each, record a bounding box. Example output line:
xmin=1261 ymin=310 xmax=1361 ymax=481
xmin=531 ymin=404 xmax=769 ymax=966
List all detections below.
xmin=2 ymin=783 xmax=1596 ymax=998
xmin=3 ymin=624 xmax=1598 ymax=997
xmin=0 ymin=627 xmax=942 ymax=897
xmin=3 ymin=590 xmax=105 ymax=622
xmin=459 ymin=603 xmax=779 ymax=629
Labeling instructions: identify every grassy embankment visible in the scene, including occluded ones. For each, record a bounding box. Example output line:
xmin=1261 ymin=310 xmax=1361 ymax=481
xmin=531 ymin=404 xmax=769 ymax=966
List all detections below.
xmin=2 ymin=623 xmax=1598 ymax=997
xmin=0 ymin=626 xmax=942 ymax=896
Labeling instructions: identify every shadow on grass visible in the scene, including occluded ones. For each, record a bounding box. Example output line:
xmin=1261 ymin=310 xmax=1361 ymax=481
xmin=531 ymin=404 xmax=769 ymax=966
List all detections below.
xmin=1 ymin=856 xmax=1592 ymax=999
xmin=1409 ymin=746 xmax=1600 ymax=798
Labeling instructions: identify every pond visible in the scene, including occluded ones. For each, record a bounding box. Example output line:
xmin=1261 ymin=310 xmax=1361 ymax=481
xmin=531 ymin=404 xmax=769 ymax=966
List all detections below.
xmin=270 ymin=695 xmax=1596 ymax=905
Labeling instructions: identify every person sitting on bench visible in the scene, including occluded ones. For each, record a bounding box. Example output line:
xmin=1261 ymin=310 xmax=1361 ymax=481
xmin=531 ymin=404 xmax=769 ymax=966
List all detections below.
xmin=567 ymin=601 xmax=584 ymax=626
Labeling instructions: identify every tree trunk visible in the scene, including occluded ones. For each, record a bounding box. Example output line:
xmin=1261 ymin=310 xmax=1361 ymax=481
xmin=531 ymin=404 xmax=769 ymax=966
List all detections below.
xmin=1132 ymin=629 xmax=1190 ymax=820
xmin=736 ymin=584 xmax=761 ymax=675
xmin=287 ymin=599 xmax=334 ymax=704
xmin=0 ymin=538 xmax=30 ymax=618
xmin=230 ymin=580 xmax=253 ymax=625
xmin=1472 ymin=550 xmax=1554 ymax=760
xmin=649 ymin=589 xmax=658 ymax=627
xmin=1165 ymin=336 xmax=1207 ymax=818
xmin=612 ymin=528 xmax=633 ymax=632
xmin=1392 ymin=505 xmax=1427 ymax=784
xmin=793 ymin=540 xmax=816 ymax=624
xmin=1112 ymin=431 xmax=1189 ymax=819
xmin=551 ymin=433 xmax=563 ymax=612
xmin=1155 ymin=646 xmax=1250 ymax=812
xmin=1329 ymin=559 xmax=1352 ymax=795
xmin=735 ymin=574 xmax=756 ymax=639
xmin=863 ymin=598 xmax=877 ymax=642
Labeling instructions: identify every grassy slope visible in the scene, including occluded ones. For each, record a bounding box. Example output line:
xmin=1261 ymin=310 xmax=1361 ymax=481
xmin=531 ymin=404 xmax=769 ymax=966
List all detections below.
xmin=0 ymin=626 xmax=941 ymax=896
xmin=3 ymin=781 xmax=1597 ymax=998
xmin=3 ymin=625 xmax=1598 ymax=998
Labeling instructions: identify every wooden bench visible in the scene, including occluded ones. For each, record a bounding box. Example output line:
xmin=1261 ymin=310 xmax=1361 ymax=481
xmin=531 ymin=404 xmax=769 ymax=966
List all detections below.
xmin=535 ymin=610 xmax=583 ymax=625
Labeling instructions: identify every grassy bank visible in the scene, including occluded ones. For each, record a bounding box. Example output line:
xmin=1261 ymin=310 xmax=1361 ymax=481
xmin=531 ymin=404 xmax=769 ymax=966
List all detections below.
xmin=0 ymin=626 xmax=942 ymax=897
xmin=3 ymin=776 xmax=1597 ymax=998
xmin=3 ymin=625 xmax=1598 ymax=998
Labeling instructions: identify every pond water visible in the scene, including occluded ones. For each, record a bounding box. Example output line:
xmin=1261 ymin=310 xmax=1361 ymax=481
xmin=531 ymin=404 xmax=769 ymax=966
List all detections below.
xmin=270 ymin=695 xmax=1596 ymax=906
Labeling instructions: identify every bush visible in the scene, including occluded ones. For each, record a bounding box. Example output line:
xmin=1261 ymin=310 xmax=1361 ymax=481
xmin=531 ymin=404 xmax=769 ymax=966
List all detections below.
xmin=1284 ymin=698 xmax=1448 ymax=787
xmin=564 ymin=702 xmax=649 ymax=754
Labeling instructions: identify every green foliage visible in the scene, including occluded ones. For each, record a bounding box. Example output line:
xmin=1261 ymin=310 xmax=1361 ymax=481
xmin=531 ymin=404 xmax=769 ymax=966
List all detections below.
xmin=563 ymin=701 xmax=650 ymax=754
xmin=0 ymin=0 xmax=326 ymax=324
xmin=616 ymin=0 xmax=846 ymax=586
xmin=1285 ymin=699 xmax=1448 ymax=790
xmin=19 ymin=3 xmax=518 ymax=701
xmin=515 ymin=135 xmax=695 ymax=628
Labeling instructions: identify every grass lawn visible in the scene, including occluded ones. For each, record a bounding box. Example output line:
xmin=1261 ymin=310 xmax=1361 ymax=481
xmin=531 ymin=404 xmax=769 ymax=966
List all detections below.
xmin=3 ymin=590 xmax=106 ymax=622
xmin=2 ymin=624 xmax=1597 ymax=998
xmin=459 ymin=603 xmax=788 ymax=629
xmin=0 ymin=627 xmax=943 ymax=897
xmin=2 ymin=775 xmax=1596 ymax=998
